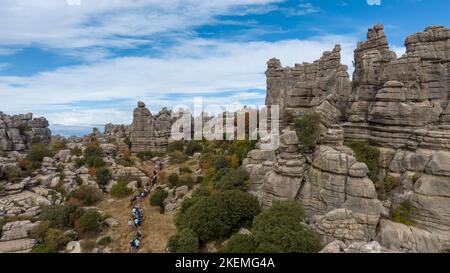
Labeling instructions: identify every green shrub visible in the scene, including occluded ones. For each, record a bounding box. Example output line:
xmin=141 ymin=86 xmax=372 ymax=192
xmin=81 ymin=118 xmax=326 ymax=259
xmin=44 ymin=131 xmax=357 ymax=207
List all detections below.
xmin=179 ymin=175 xmax=194 ymax=190
xmin=225 ymin=234 xmax=257 ymax=253
xmin=71 ymin=146 xmax=83 ymax=156
xmin=214 ymin=167 xmax=249 ymax=191
xmin=110 ymin=180 xmax=133 ymax=198
xmin=117 ymin=158 xmax=133 ymax=167
xmin=18 ymin=124 xmax=32 ymax=135
xmin=346 ymin=141 xmax=381 ymax=183
xmin=124 ymin=137 xmax=132 ymax=149
xmin=392 ymin=200 xmax=415 ymax=226
xmin=40 ymin=205 xmax=84 ymax=229
xmin=150 ymin=188 xmax=169 ymax=208
xmin=31 ymin=228 xmax=72 ymax=253
xmin=169 ymin=151 xmax=188 ymax=164
xmin=84 ymin=143 xmax=102 ymax=158
xmin=185 ymin=141 xmax=203 ymax=156
xmin=78 ymin=210 xmax=103 ymax=234
xmin=75 ymin=158 xmax=86 ymax=168
xmin=25 ymin=144 xmax=52 ymax=167
xmin=137 ymin=151 xmax=154 ymax=161
xmin=96 ymin=167 xmax=111 ymax=186
xmin=252 ymin=200 xmax=323 ymax=253
xmin=30 ymin=221 xmax=51 ymax=241
xmin=168 ymin=228 xmax=199 ymax=253
xmin=412 ymin=173 xmax=421 ymax=184
xmin=283 ymin=110 xmax=295 ymax=124
xmin=5 ymin=167 xmax=23 ymax=182
xmin=169 ymin=173 xmax=180 ymax=188
xmin=214 ymin=155 xmax=230 ymax=170
xmin=86 ymin=156 xmax=106 ymax=169
xmin=293 ymin=112 xmax=322 ymax=152
xmin=180 ymin=166 xmax=192 ymax=174
xmin=97 ymin=236 xmax=112 ymax=246
xmin=168 ymin=140 xmax=185 ymax=152
xmin=384 ymin=175 xmax=399 ymax=193
xmin=68 ymin=185 xmax=103 ymax=206
xmin=83 ymin=143 xmax=106 ymax=168
xmin=175 ymin=190 xmax=260 ymax=242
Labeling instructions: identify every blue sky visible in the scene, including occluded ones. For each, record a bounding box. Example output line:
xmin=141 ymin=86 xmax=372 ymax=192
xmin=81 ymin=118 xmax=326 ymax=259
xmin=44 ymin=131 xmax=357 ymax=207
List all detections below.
xmin=0 ymin=0 xmax=448 ymax=135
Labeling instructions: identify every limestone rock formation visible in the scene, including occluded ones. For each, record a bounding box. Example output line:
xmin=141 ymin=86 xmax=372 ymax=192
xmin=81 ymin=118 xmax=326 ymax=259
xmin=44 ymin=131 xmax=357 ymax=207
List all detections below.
xmin=130 ymin=102 xmax=172 ymax=153
xmin=0 ymin=220 xmax=39 ymax=253
xmin=0 ymin=112 xmax=51 ymax=152
xmin=377 ymin=219 xmax=442 ymax=253
xmin=245 ymin=24 xmax=450 ymax=252
xmin=266 ymin=45 xmax=351 ymax=119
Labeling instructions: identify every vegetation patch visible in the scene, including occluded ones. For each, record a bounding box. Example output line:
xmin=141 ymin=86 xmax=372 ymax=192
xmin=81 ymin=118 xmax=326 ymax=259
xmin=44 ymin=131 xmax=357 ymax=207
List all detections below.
xmin=294 ymin=112 xmax=322 ymax=152
xmin=392 ymin=200 xmax=416 ymax=226
xmin=168 ymin=228 xmax=199 ymax=253
xmin=149 ymin=187 xmax=169 ymax=210
xmin=67 ymin=185 xmax=103 ymax=206
xmin=110 ymin=178 xmax=133 ymax=198
xmin=346 ymin=140 xmax=381 ymax=183
xmin=175 ymin=190 xmax=260 ymax=242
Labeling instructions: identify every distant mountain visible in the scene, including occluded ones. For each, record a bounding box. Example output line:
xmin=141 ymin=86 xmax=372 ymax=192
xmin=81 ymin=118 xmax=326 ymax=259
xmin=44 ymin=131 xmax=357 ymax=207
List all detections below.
xmin=50 ymin=124 xmax=105 ymax=137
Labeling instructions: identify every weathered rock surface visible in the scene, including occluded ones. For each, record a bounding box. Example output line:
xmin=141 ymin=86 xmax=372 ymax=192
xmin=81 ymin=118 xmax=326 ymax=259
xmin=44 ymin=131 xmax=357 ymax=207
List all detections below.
xmin=377 ymin=219 xmax=442 ymax=253
xmin=245 ymin=24 xmax=450 ymax=252
xmin=0 ymin=112 xmax=51 ymax=152
xmin=130 ymin=102 xmax=172 ymax=153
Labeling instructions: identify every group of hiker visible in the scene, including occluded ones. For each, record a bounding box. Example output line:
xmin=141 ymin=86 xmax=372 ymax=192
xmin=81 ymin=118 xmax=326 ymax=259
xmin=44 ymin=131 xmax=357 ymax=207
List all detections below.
xmin=128 ymin=158 xmax=164 ymax=253
xmin=128 ymin=204 xmax=144 ymax=252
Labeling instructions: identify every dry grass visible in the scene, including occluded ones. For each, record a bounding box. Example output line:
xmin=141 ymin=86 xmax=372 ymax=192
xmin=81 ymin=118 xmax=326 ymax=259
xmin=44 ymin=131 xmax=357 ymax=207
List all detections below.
xmin=98 ymin=195 xmax=176 ymax=253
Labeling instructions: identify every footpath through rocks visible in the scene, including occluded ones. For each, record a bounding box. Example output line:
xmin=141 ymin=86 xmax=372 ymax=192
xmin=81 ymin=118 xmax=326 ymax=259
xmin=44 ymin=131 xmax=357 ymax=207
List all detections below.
xmin=98 ymin=192 xmax=176 ymax=253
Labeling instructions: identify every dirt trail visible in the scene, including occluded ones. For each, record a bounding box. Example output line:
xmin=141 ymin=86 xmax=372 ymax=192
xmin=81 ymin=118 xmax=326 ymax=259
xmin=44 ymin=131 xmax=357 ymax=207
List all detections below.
xmin=97 ymin=159 xmax=198 ymax=253
xmin=98 ymin=194 xmax=176 ymax=253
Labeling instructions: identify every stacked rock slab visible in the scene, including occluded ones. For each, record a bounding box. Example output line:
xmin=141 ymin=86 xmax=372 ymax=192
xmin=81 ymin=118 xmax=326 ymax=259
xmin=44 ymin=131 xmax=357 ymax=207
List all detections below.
xmin=0 ymin=112 xmax=51 ymax=152
xmin=245 ymin=24 xmax=450 ymax=252
xmin=345 ymin=25 xmax=450 ymax=150
xmin=130 ymin=102 xmax=172 ymax=153
xmin=266 ymin=45 xmax=351 ymax=119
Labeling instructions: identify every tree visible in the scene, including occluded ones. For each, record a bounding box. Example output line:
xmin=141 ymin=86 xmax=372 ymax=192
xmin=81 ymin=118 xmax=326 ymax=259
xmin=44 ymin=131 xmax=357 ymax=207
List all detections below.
xmin=110 ymin=179 xmax=133 ymax=198
xmin=149 ymin=188 xmax=169 ymax=207
xmin=294 ymin=112 xmax=322 ymax=152
xmin=175 ymin=190 xmax=260 ymax=242
xmin=96 ymin=167 xmax=111 ymax=186
xmin=346 ymin=141 xmax=380 ymax=183
xmin=225 ymin=234 xmax=257 ymax=253
xmin=68 ymin=185 xmax=103 ymax=206
xmin=252 ymin=200 xmax=323 ymax=253
xmin=185 ymin=141 xmax=203 ymax=156
xmin=168 ymin=228 xmax=199 ymax=253
xmin=78 ymin=209 xmax=103 ymax=234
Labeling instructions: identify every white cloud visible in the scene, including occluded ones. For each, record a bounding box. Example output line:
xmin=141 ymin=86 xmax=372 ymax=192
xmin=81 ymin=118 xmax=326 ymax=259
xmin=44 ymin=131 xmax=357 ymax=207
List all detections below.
xmin=0 ymin=0 xmax=283 ymax=51
xmin=0 ymin=35 xmax=357 ymax=125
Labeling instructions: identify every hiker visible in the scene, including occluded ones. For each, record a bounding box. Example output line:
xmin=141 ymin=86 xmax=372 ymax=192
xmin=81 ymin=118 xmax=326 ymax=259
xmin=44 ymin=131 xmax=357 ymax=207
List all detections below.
xmin=136 ymin=229 xmax=142 ymax=239
xmin=151 ymin=173 xmax=158 ymax=187
xmin=130 ymin=239 xmax=136 ymax=253
xmin=134 ymin=238 xmax=140 ymax=251
xmin=127 ymin=219 xmax=133 ymax=229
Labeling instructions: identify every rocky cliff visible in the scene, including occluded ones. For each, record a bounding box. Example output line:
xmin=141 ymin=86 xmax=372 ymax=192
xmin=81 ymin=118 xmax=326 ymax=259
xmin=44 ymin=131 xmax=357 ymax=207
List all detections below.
xmin=130 ymin=102 xmax=172 ymax=153
xmin=245 ymin=24 xmax=450 ymax=252
xmin=0 ymin=112 xmax=51 ymax=152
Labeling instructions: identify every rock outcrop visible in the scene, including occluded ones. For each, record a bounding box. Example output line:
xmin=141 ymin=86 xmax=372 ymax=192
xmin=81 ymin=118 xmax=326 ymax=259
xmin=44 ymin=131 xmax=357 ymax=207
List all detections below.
xmin=0 ymin=220 xmax=39 ymax=253
xmin=0 ymin=112 xmax=51 ymax=152
xmin=245 ymin=24 xmax=450 ymax=252
xmin=130 ymin=102 xmax=172 ymax=153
